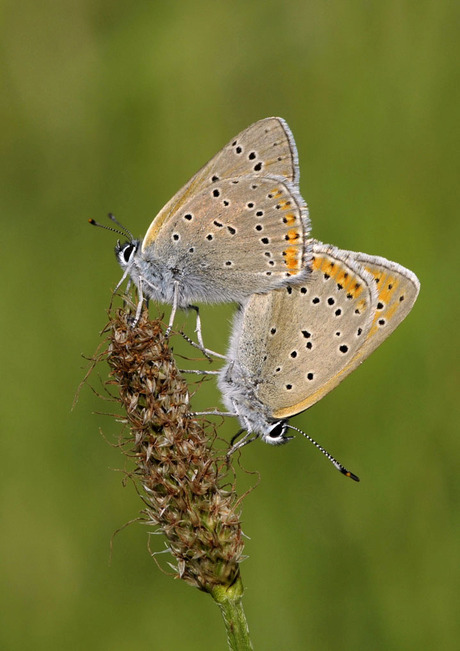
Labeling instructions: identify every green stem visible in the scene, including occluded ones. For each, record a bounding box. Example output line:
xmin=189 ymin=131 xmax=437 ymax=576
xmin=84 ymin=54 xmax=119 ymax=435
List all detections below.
xmin=211 ymin=577 xmax=254 ymax=651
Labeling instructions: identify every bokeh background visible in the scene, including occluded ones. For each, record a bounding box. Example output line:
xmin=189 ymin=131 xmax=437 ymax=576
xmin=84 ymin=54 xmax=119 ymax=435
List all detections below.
xmin=1 ymin=1 xmax=458 ymax=649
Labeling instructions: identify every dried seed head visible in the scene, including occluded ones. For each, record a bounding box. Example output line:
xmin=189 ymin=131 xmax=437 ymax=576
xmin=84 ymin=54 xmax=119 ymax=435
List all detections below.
xmin=102 ymin=305 xmax=244 ymax=592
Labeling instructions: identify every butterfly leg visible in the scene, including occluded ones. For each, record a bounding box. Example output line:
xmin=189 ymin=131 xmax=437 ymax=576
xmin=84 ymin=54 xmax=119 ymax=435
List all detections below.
xmin=227 ymin=430 xmax=259 ymax=456
xmin=191 ymin=408 xmax=256 ymax=457
xmin=230 ymin=428 xmax=246 ymax=447
xmin=133 ymin=280 xmax=146 ymax=325
xmin=186 ymin=306 xmax=228 ymax=360
xmin=191 ymin=304 xmax=205 ymax=350
xmin=114 ymin=266 xmax=131 ymax=294
xmin=192 ymin=409 xmax=236 ymax=417
xmin=191 ymin=407 xmax=259 ymax=455
xmin=177 ymin=304 xmax=227 ymax=360
xmin=179 ymin=329 xmax=227 ymax=361
xmin=165 ymin=281 xmax=180 ymax=338
xmin=224 ymin=400 xmax=260 ymax=454
xmin=166 ymin=283 xmax=226 ymax=357
xmin=179 ymin=369 xmax=221 ymax=375
xmin=110 ymin=268 xmax=132 ymax=312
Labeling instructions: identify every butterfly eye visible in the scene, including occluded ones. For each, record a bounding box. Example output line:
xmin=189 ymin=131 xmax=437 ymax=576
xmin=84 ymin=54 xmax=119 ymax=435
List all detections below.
xmin=264 ymin=421 xmax=291 ymax=445
xmin=116 ymin=242 xmax=138 ymax=266
xmin=124 ymin=245 xmax=136 ymax=262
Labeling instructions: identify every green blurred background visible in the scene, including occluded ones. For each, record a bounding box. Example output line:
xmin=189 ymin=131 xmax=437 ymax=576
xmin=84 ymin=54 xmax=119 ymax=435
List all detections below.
xmin=1 ymin=0 xmax=458 ymax=649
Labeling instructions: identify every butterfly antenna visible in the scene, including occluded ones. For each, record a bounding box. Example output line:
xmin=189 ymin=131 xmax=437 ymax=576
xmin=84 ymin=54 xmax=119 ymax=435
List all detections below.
xmin=88 ymin=213 xmax=134 ymax=241
xmin=107 ymin=213 xmax=135 ymax=240
xmin=286 ymin=424 xmax=360 ymax=482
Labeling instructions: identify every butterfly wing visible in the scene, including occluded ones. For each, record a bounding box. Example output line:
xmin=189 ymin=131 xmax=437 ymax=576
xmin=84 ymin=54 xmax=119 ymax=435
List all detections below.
xmin=267 ymin=244 xmax=419 ymax=419
xmin=149 ymin=175 xmax=310 ymax=301
xmin=142 ymin=117 xmax=300 ymax=250
xmin=349 ymin=252 xmax=420 ymax=360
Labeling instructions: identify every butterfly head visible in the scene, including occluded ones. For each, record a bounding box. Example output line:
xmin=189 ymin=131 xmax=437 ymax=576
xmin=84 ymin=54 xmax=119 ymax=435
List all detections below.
xmin=115 ymin=239 xmax=141 ymax=271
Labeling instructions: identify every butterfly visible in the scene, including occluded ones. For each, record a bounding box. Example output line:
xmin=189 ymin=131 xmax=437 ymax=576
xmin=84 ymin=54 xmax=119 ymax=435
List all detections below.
xmin=92 ymin=118 xmax=310 ymax=351
xmin=215 ymin=239 xmax=420 ymax=478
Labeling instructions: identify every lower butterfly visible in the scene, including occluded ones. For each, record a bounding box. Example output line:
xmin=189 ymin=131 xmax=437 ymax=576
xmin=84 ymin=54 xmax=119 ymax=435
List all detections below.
xmin=212 ymin=239 xmax=420 ymax=480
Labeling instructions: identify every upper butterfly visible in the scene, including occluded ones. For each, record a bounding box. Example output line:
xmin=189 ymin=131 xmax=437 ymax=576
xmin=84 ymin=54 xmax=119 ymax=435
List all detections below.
xmin=108 ymin=118 xmax=310 ymax=333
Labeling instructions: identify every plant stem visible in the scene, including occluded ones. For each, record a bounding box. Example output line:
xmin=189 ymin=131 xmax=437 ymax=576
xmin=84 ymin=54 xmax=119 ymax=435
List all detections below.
xmin=211 ymin=577 xmax=254 ymax=651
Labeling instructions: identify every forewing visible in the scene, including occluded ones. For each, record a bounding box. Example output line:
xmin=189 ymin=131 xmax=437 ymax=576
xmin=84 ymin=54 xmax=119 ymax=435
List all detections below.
xmin=152 ymin=176 xmax=310 ymax=296
xmin=143 ymin=117 xmax=299 ymax=250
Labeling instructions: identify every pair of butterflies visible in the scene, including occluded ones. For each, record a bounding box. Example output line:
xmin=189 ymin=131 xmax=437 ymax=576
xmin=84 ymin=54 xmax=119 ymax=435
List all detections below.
xmin=97 ymin=117 xmax=420 ymax=480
